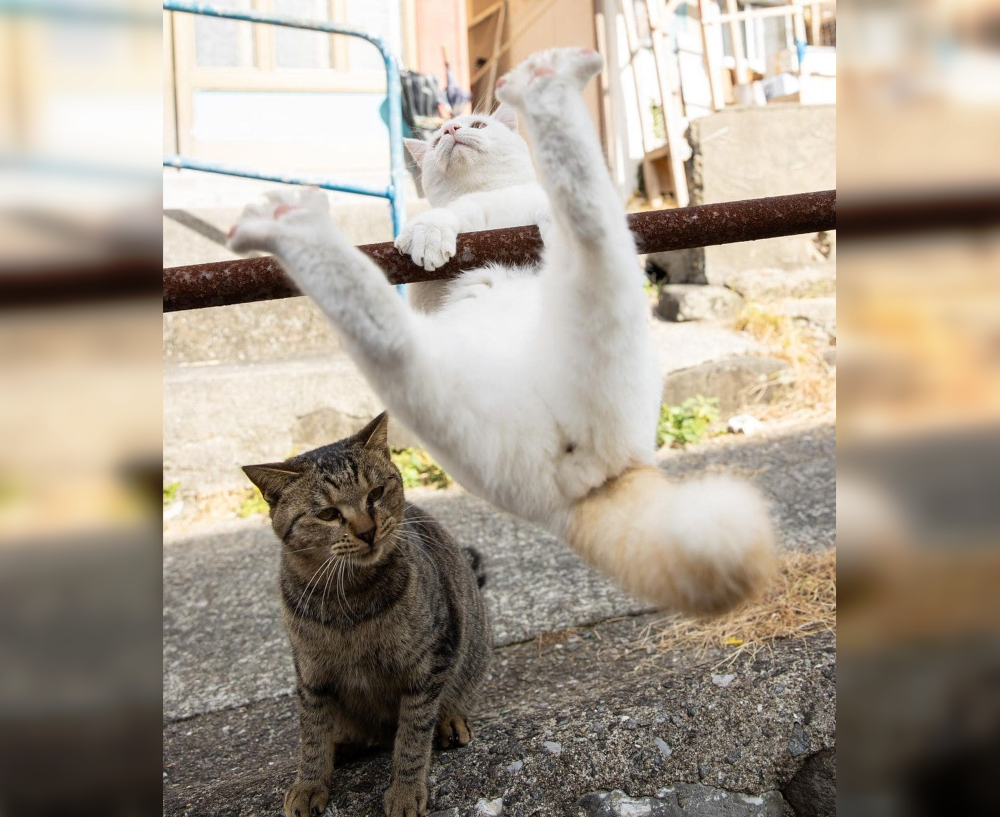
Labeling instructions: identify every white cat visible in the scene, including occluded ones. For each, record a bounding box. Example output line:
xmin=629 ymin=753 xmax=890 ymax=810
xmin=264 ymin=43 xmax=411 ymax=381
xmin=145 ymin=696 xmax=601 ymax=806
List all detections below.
xmin=394 ymin=103 xmax=549 ymax=312
xmin=228 ymin=48 xmax=775 ymax=614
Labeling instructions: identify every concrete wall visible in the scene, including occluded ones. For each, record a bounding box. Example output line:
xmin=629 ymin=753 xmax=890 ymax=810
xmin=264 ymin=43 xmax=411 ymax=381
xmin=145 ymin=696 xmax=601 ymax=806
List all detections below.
xmin=649 ymin=105 xmax=836 ymax=284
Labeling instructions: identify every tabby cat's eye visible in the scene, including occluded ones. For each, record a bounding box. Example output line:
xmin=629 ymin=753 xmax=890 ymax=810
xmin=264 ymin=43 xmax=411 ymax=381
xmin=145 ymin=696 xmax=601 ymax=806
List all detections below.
xmin=316 ymin=507 xmax=341 ymax=522
xmin=470 ymin=121 xmax=486 ymax=129
xmin=368 ymin=486 xmax=384 ymax=503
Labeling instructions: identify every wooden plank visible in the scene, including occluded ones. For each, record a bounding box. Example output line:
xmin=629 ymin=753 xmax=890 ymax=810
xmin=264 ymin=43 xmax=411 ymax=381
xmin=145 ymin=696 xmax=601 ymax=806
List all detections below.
xmin=618 ymin=0 xmax=649 ymax=155
xmin=470 ymin=0 xmax=558 ymax=84
xmin=621 ymin=0 xmax=663 ymax=205
xmin=725 ymin=0 xmax=749 ymax=85
xmin=469 ymin=0 xmax=504 ymax=28
xmin=697 ymin=0 xmax=724 ymax=111
xmin=163 ymin=10 xmax=178 ymax=156
xmin=793 ymin=7 xmax=808 ymax=57
xmin=594 ymin=1 xmax=614 ymax=162
xmin=643 ymin=0 xmax=689 ymax=206
xmin=481 ymin=0 xmax=506 ymax=111
xmin=171 ymin=10 xmax=196 ymax=158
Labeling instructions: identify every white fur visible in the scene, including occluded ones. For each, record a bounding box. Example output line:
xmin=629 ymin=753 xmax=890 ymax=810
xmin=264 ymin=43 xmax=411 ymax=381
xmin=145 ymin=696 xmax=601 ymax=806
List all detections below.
xmin=396 ymin=103 xmax=550 ymax=309
xmin=228 ymin=49 xmax=775 ymax=612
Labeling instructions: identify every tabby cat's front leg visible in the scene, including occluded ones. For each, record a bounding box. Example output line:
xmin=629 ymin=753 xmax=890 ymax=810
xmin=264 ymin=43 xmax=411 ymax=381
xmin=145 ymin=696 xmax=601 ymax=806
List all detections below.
xmin=384 ymin=690 xmax=441 ymax=817
xmin=285 ymin=685 xmax=339 ymax=817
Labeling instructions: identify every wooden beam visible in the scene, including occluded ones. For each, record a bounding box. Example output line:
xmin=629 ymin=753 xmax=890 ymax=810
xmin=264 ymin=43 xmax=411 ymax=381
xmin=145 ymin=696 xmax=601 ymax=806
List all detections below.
xmin=481 ymin=0 xmax=506 ymax=111
xmin=697 ymin=0 xmax=724 ymax=111
xmin=468 ymin=0 xmax=504 ymax=28
xmin=725 ymin=0 xmax=749 ymax=85
xmin=643 ymin=0 xmax=689 ymax=206
xmin=470 ymin=0 xmax=559 ymax=84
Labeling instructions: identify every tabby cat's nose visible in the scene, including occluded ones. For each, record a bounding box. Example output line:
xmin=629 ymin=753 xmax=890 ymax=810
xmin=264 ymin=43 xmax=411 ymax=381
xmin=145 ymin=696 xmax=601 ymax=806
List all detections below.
xmin=356 ymin=525 xmax=376 ymax=546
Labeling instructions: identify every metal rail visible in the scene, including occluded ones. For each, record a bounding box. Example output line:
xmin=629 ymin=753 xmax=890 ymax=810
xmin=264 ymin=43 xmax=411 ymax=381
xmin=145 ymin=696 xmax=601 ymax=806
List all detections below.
xmin=163 ymin=190 xmax=837 ymax=312
xmin=161 ymin=0 xmax=407 ymax=240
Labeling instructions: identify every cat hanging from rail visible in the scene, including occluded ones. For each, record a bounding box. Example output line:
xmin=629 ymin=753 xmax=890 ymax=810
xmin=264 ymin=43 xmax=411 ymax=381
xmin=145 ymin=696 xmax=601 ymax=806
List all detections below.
xmin=228 ymin=48 xmax=775 ymax=614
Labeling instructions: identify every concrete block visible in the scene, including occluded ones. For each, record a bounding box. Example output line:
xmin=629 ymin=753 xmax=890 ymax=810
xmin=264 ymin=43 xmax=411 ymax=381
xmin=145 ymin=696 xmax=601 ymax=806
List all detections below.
xmin=662 ymin=357 xmax=793 ymax=415
xmin=657 ymin=285 xmax=743 ymax=322
xmin=651 ymin=106 xmax=835 ymax=285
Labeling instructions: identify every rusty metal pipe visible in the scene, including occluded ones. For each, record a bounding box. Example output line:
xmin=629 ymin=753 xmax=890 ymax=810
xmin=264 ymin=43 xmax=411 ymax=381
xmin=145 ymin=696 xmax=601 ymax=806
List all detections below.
xmin=162 ymin=190 xmax=836 ymax=313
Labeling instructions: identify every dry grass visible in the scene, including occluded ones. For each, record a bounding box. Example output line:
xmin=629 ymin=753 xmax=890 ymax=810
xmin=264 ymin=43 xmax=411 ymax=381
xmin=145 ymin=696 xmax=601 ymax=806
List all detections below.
xmin=638 ymin=548 xmax=837 ymax=667
xmin=733 ymin=304 xmax=836 ymax=423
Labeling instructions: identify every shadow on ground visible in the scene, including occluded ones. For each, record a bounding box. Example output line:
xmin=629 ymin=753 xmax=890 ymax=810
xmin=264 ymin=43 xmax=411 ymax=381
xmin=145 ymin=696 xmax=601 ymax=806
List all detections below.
xmin=163 ymin=424 xmax=836 ymax=817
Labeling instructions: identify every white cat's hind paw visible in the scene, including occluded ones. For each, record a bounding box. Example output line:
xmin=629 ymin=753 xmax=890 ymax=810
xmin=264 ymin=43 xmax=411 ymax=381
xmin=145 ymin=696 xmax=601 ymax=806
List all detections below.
xmin=394 ymin=209 xmax=459 ymax=271
xmin=495 ymin=47 xmax=604 ymax=108
xmin=227 ymin=187 xmax=330 ymax=254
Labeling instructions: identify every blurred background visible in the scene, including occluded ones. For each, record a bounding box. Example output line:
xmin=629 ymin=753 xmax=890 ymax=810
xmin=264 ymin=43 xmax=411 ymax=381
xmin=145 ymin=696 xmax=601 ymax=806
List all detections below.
xmin=836 ymin=1 xmax=1000 ymax=815
xmin=0 ymin=1 xmax=162 ymax=816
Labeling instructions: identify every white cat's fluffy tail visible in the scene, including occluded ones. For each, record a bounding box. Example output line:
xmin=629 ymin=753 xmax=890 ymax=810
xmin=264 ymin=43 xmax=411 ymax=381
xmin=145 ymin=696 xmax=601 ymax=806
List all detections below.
xmin=566 ymin=467 xmax=776 ymax=614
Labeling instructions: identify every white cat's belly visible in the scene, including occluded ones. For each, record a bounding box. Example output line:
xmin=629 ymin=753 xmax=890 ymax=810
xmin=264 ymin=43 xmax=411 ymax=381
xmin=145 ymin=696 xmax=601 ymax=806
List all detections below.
xmin=389 ymin=266 xmax=660 ymax=528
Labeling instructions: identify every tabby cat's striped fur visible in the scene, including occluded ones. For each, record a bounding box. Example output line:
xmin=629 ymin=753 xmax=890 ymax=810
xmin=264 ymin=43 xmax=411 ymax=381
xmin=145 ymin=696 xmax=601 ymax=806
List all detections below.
xmin=243 ymin=413 xmax=491 ymax=817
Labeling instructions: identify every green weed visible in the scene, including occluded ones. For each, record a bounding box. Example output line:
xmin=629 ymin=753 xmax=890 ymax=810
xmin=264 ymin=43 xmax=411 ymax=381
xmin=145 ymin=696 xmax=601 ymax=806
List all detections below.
xmin=657 ymin=396 xmax=720 ymax=448
xmin=391 ymin=448 xmax=451 ymax=490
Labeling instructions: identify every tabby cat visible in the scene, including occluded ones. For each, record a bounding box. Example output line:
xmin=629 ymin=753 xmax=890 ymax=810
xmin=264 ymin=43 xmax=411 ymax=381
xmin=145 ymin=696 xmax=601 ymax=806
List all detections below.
xmin=243 ymin=413 xmax=491 ymax=817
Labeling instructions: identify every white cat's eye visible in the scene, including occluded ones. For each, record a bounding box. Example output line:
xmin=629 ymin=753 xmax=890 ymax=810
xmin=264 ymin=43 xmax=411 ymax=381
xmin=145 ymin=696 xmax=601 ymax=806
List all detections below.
xmin=316 ymin=507 xmax=341 ymax=522
xmin=368 ymin=486 xmax=384 ymax=503
xmin=470 ymin=121 xmax=486 ymax=129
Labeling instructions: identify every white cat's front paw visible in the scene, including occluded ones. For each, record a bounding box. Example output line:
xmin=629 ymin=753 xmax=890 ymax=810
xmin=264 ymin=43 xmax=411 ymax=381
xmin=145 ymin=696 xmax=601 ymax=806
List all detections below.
xmin=227 ymin=187 xmax=330 ymax=254
xmin=495 ymin=47 xmax=604 ymax=108
xmin=394 ymin=209 xmax=459 ymax=271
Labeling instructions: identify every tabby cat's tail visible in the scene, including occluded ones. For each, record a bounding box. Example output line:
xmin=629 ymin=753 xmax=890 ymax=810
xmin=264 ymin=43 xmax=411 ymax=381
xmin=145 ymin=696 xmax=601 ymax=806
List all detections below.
xmin=566 ymin=466 xmax=776 ymax=615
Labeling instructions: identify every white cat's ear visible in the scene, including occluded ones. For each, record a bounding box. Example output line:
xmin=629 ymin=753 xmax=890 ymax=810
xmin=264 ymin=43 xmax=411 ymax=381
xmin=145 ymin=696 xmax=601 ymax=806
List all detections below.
xmin=357 ymin=411 xmax=390 ymax=453
xmin=403 ymin=138 xmax=429 ymax=168
xmin=242 ymin=463 xmax=301 ymax=504
xmin=493 ymin=103 xmax=518 ymax=132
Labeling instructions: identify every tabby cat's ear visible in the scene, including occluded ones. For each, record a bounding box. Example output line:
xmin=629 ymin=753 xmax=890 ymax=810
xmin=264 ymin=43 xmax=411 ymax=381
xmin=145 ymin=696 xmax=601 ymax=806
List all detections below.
xmin=242 ymin=463 xmax=301 ymax=504
xmin=357 ymin=411 xmax=390 ymax=453
xmin=403 ymin=138 xmax=429 ymax=168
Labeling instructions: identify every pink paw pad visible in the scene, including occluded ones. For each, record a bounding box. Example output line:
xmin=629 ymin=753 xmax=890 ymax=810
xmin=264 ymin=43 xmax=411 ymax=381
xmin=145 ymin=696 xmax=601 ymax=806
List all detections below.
xmin=495 ymin=77 xmax=506 ymax=89
xmin=532 ymin=67 xmax=556 ymax=79
xmin=227 ymin=225 xmax=237 ymax=239
xmin=273 ymin=203 xmax=298 ymax=220
xmin=580 ymin=48 xmax=596 ymax=55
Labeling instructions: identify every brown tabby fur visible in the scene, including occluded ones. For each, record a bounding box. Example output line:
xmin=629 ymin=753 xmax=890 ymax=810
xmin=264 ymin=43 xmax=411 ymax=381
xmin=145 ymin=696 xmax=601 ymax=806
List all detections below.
xmin=243 ymin=413 xmax=491 ymax=817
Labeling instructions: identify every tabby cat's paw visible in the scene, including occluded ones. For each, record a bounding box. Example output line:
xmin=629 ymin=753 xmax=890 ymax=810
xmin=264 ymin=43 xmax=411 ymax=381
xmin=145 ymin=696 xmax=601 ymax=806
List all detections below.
xmin=284 ymin=779 xmax=329 ymax=817
xmin=384 ymin=780 xmax=427 ymax=817
xmin=394 ymin=209 xmax=459 ymax=271
xmin=495 ymin=47 xmax=604 ymax=108
xmin=436 ymin=715 xmax=471 ymax=749
xmin=227 ymin=187 xmax=330 ymax=254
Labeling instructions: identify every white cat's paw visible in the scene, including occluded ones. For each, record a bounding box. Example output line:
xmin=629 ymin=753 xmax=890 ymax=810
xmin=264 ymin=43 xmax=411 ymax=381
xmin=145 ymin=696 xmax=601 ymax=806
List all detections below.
xmin=227 ymin=187 xmax=330 ymax=254
xmin=394 ymin=209 xmax=459 ymax=271
xmin=495 ymin=47 xmax=604 ymax=108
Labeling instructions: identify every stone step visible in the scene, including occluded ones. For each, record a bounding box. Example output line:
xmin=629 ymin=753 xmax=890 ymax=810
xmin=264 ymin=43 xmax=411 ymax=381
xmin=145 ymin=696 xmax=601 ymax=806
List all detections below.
xmin=164 ymin=318 xmax=765 ymax=495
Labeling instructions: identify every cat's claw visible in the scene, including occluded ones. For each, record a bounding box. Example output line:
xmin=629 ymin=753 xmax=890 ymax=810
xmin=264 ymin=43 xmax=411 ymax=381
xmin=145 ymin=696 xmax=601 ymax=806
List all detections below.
xmin=227 ymin=187 xmax=331 ymax=254
xmin=384 ymin=780 xmax=428 ymax=817
xmin=436 ymin=714 xmax=472 ymax=749
xmin=495 ymin=47 xmax=604 ymax=108
xmin=284 ymin=779 xmax=329 ymax=817
xmin=394 ymin=208 xmax=459 ymax=272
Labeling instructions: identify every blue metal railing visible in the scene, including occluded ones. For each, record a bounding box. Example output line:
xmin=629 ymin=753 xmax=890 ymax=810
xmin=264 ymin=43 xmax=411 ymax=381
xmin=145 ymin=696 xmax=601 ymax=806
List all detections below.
xmin=162 ymin=0 xmax=407 ymax=244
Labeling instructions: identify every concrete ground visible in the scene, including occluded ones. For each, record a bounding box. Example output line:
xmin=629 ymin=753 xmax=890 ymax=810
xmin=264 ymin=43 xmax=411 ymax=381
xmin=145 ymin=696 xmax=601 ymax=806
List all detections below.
xmin=163 ymin=422 xmax=835 ymax=817
xmin=163 ymin=166 xmax=836 ymax=816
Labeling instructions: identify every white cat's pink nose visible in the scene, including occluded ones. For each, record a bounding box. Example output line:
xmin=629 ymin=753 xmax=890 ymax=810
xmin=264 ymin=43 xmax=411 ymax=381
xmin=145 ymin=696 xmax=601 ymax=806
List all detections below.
xmin=443 ymin=123 xmax=461 ymax=136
